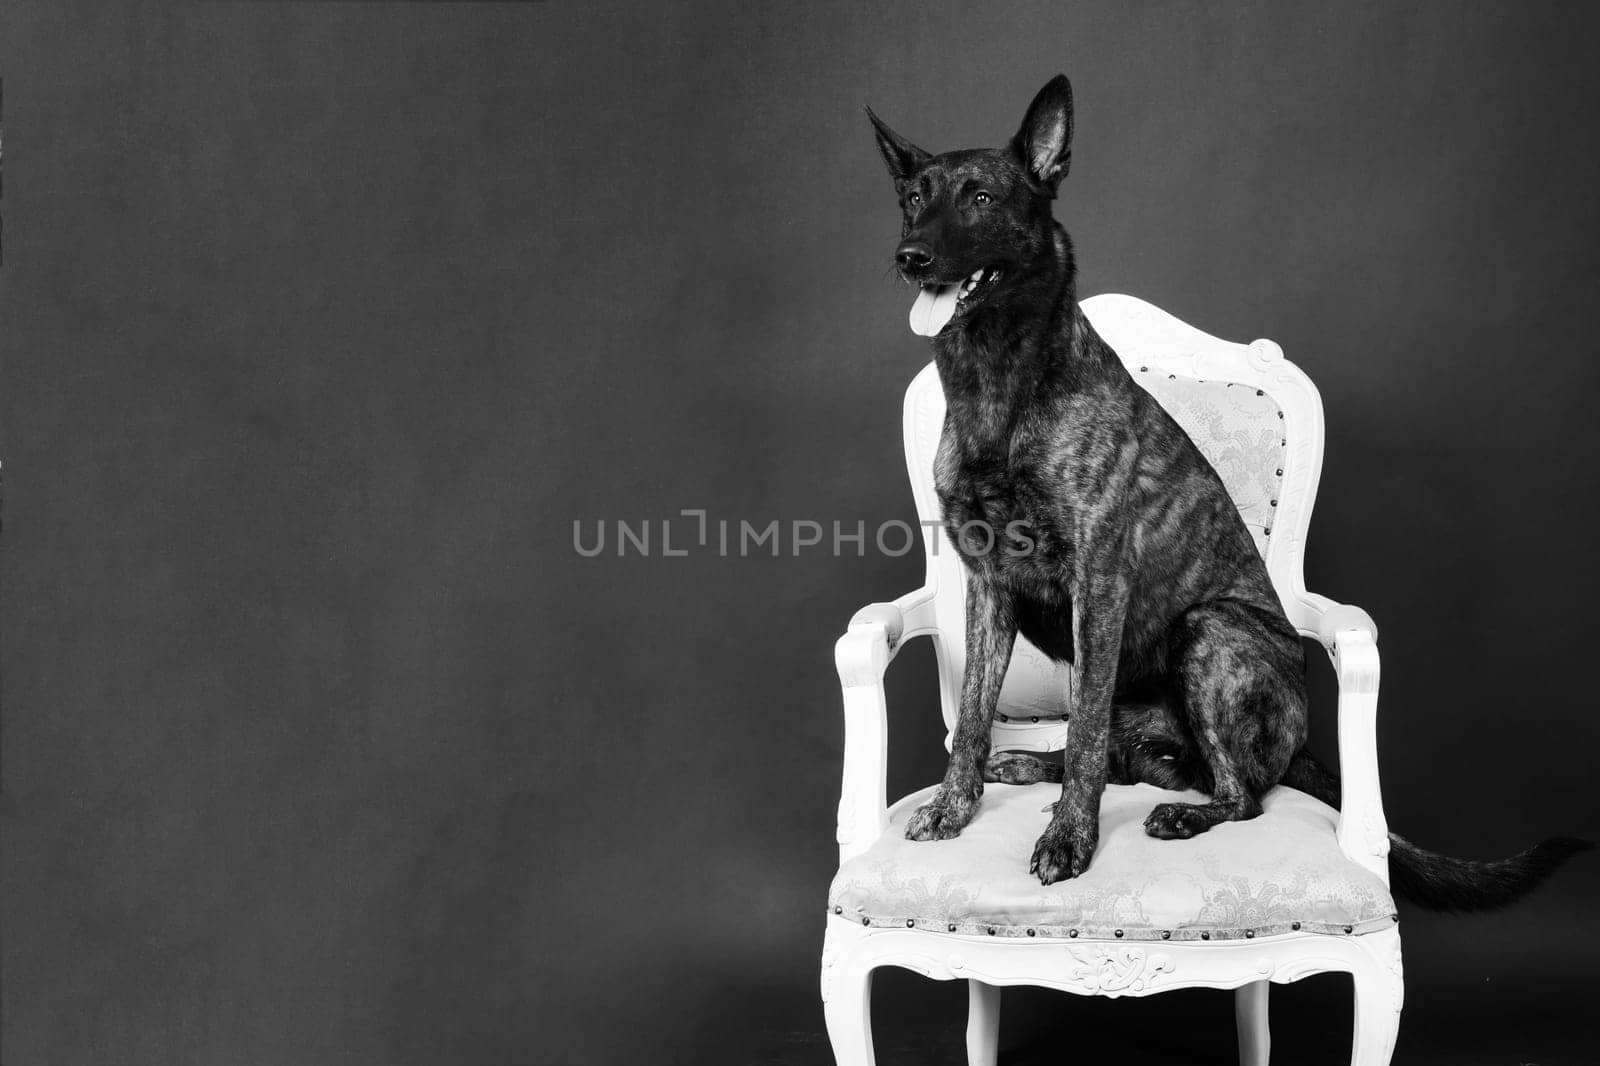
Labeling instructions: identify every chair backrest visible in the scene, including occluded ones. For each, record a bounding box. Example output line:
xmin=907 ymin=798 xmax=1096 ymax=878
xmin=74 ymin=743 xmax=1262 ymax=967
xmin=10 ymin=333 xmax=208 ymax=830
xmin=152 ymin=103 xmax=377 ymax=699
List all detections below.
xmin=902 ymin=294 xmax=1327 ymax=754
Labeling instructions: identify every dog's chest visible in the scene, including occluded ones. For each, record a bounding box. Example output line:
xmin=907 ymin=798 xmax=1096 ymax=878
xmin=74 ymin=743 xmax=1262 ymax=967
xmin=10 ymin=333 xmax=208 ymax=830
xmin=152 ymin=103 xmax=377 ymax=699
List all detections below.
xmin=933 ymin=429 xmax=1074 ymax=577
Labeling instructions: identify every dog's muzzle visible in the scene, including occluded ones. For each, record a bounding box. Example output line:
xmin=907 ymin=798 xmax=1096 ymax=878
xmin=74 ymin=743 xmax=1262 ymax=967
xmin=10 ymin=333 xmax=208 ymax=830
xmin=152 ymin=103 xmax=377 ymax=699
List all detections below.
xmin=909 ymin=269 xmax=1002 ymax=337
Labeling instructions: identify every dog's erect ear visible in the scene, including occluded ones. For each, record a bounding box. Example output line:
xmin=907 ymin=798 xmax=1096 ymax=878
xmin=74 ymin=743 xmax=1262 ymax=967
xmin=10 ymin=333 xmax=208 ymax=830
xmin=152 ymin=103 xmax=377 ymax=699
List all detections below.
xmin=1012 ymin=75 xmax=1074 ymax=191
xmin=865 ymin=106 xmax=931 ymax=184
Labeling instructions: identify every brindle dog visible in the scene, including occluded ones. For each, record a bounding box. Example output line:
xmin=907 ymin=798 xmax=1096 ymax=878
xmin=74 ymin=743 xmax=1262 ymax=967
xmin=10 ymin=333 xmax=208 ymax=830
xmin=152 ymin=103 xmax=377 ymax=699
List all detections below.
xmin=869 ymin=76 xmax=1590 ymax=902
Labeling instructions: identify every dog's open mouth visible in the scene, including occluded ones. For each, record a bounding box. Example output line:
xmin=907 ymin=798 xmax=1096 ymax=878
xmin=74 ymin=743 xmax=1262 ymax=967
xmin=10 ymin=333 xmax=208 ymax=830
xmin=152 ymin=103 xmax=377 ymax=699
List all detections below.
xmin=909 ymin=269 xmax=1003 ymax=337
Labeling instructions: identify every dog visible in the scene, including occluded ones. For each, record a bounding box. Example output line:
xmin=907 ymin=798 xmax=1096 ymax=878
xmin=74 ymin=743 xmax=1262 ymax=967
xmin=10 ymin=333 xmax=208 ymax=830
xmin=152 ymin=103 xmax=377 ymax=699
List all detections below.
xmin=869 ymin=74 xmax=1589 ymax=905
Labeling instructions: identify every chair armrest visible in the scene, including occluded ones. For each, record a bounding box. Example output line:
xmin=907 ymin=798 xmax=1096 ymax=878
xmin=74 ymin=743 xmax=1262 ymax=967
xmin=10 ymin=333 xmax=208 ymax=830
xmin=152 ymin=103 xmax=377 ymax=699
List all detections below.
xmin=833 ymin=586 xmax=938 ymax=862
xmin=1301 ymin=593 xmax=1389 ymax=877
xmin=1300 ymin=592 xmax=1379 ymax=650
xmin=1327 ymin=619 xmax=1392 ymax=884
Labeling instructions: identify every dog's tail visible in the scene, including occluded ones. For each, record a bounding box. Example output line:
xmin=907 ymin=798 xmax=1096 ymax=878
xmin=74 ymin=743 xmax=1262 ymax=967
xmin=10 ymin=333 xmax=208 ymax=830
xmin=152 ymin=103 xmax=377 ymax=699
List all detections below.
xmin=1282 ymin=748 xmax=1593 ymax=911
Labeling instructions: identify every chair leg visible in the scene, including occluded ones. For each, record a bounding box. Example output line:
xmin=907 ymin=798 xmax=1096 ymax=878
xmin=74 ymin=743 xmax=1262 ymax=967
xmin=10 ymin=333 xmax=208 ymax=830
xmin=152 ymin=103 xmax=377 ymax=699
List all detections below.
xmin=823 ymin=963 xmax=876 ymax=1066
xmin=966 ymin=980 xmax=1000 ymax=1066
xmin=1235 ymin=980 xmax=1270 ymax=1066
xmin=1350 ymin=964 xmax=1402 ymax=1066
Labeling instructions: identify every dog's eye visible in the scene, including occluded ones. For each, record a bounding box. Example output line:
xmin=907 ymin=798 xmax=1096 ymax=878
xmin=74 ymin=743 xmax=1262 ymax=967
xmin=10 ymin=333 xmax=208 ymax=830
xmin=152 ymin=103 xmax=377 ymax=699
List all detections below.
xmin=974 ymin=191 xmax=992 ymax=206
xmin=907 ymin=192 xmax=923 ymax=207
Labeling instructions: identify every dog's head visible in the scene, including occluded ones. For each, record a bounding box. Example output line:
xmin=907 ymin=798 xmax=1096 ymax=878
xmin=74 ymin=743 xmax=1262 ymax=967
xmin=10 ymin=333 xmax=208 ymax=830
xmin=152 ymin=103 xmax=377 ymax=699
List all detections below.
xmin=868 ymin=75 xmax=1074 ymax=337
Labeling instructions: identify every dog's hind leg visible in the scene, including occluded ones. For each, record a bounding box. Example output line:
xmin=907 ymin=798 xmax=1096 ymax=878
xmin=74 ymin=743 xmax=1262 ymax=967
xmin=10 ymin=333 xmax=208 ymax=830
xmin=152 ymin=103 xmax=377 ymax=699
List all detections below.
xmin=1143 ymin=599 xmax=1307 ymax=840
xmin=985 ymin=695 xmax=1195 ymax=788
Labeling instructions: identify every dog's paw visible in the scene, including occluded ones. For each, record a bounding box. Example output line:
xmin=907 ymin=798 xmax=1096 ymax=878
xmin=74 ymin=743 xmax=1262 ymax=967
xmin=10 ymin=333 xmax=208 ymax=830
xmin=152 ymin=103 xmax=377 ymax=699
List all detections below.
xmin=1143 ymin=802 xmax=1209 ymax=840
xmin=905 ymin=791 xmax=977 ymax=842
xmin=983 ymin=751 xmax=1057 ymax=785
xmin=1030 ymin=822 xmax=1097 ymax=884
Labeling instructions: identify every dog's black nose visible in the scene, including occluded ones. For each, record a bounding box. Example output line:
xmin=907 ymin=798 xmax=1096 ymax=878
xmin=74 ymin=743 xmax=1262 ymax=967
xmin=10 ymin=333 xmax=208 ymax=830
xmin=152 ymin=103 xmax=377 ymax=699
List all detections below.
xmin=895 ymin=241 xmax=934 ymax=271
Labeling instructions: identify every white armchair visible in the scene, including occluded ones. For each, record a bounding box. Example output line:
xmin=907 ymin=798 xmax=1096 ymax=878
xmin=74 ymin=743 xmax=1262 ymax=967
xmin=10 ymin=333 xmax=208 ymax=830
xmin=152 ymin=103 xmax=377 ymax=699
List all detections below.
xmin=822 ymin=295 xmax=1403 ymax=1066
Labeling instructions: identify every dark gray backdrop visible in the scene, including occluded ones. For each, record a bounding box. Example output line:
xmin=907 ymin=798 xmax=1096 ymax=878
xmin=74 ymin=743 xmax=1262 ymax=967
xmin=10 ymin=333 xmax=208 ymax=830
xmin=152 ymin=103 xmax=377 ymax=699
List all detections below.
xmin=3 ymin=2 xmax=1598 ymax=1064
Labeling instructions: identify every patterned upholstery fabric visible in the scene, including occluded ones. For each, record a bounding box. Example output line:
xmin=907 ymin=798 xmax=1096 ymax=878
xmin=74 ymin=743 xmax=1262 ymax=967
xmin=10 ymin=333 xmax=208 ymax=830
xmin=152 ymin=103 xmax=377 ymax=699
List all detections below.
xmin=1134 ymin=373 xmax=1287 ymax=557
xmin=828 ymin=782 xmax=1397 ymax=942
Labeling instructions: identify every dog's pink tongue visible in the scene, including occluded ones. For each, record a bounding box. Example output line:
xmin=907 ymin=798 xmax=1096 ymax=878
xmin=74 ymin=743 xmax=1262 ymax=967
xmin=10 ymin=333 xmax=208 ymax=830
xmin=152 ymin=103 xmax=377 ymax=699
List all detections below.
xmin=910 ymin=284 xmax=959 ymax=337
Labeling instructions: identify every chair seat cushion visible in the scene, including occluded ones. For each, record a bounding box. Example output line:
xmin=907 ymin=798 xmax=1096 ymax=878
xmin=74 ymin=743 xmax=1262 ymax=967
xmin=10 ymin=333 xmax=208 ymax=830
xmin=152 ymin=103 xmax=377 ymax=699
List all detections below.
xmin=828 ymin=782 xmax=1397 ymax=942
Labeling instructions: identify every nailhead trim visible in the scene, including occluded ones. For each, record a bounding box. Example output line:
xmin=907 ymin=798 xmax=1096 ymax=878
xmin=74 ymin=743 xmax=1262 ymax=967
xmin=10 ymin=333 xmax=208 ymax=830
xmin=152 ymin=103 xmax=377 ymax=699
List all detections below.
xmin=835 ymin=912 xmax=1390 ymax=940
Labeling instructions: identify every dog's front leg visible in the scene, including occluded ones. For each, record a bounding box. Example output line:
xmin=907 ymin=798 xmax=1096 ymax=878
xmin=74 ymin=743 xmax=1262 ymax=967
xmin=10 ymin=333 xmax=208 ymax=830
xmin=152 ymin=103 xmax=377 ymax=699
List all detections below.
xmin=905 ymin=576 xmax=1016 ymax=841
xmin=1031 ymin=567 xmax=1129 ymax=883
